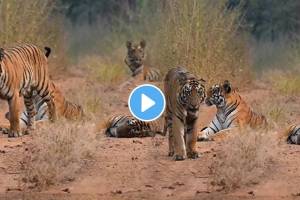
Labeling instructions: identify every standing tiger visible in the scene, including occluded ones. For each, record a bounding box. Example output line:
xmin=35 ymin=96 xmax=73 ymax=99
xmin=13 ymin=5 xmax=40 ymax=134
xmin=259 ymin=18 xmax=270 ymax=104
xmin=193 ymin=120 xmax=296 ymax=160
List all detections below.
xmin=198 ymin=80 xmax=267 ymax=141
xmin=164 ymin=67 xmax=206 ymax=160
xmin=0 ymin=44 xmax=55 ymax=137
xmin=4 ymin=81 xmax=83 ymax=131
xmin=125 ymin=40 xmax=161 ymax=81
xmin=102 ymin=115 xmax=163 ymax=138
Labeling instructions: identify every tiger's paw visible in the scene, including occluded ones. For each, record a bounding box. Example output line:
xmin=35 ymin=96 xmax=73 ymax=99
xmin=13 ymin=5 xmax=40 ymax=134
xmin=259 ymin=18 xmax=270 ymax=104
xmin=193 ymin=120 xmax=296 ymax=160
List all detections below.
xmin=174 ymin=155 xmax=185 ymax=161
xmin=1 ymin=128 xmax=9 ymax=134
xmin=187 ymin=151 xmax=199 ymax=159
xmin=8 ymin=130 xmax=23 ymax=138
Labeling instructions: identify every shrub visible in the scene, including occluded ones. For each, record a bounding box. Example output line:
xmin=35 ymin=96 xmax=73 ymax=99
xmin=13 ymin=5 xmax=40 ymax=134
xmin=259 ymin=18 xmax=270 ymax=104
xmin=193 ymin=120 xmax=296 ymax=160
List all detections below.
xmin=21 ymin=120 xmax=96 ymax=190
xmin=209 ymin=129 xmax=276 ymax=192
xmin=150 ymin=0 xmax=251 ymax=85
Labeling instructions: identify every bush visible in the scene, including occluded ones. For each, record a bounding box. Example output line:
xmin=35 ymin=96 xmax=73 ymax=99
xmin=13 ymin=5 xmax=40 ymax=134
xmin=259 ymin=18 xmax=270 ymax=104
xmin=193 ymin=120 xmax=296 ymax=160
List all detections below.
xmin=209 ymin=129 xmax=276 ymax=192
xmin=21 ymin=121 xmax=96 ymax=190
xmin=150 ymin=0 xmax=251 ymax=85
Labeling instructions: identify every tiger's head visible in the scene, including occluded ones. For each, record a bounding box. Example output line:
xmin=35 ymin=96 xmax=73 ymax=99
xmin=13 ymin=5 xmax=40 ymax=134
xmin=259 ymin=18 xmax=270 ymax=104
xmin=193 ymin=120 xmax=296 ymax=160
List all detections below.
xmin=125 ymin=40 xmax=146 ymax=75
xmin=205 ymin=80 xmax=232 ymax=108
xmin=179 ymin=78 xmax=206 ymax=111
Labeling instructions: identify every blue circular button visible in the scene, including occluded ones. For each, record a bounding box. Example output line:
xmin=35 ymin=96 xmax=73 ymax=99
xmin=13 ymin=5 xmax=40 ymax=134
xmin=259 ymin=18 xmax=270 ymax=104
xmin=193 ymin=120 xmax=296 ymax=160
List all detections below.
xmin=128 ymin=84 xmax=166 ymax=122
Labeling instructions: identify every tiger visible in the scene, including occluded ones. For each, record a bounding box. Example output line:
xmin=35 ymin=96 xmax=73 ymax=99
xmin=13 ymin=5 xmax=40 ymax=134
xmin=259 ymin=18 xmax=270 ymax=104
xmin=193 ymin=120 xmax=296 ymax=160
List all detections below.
xmin=163 ymin=67 xmax=206 ymax=160
xmin=281 ymin=125 xmax=300 ymax=144
xmin=102 ymin=114 xmax=163 ymax=138
xmin=197 ymin=80 xmax=267 ymax=141
xmin=0 ymin=44 xmax=56 ymax=137
xmin=125 ymin=40 xmax=162 ymax=82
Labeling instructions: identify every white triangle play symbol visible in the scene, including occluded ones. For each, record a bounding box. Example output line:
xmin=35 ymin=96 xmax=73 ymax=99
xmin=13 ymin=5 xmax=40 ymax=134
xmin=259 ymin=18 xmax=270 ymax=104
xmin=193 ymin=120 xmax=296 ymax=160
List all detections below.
xmin=141 ymin=94 xmax=156 ymax=112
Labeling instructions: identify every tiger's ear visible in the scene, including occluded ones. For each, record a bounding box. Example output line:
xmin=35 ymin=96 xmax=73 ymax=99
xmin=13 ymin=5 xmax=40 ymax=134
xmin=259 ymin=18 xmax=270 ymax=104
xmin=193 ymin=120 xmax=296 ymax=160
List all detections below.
xmin=126 ymin=41 xmax=132 ymax=49
xmin=223 ymin=80 xmax=231 ymax=93
xmin=0 ymin=48 xmax=4 ymax=61
xmin=140 ymin=40 xmax=146 ymax=49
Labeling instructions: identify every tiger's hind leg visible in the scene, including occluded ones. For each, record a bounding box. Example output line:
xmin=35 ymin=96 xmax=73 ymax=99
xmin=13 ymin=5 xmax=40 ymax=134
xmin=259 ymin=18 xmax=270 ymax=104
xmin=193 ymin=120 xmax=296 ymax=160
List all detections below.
xmin=23 ymin=91 xmax=37 ymax=133
xmin=40 ymin=89 xmax=57 ymax=122
xmin=8 ymin=93 xmax=22 ymax=137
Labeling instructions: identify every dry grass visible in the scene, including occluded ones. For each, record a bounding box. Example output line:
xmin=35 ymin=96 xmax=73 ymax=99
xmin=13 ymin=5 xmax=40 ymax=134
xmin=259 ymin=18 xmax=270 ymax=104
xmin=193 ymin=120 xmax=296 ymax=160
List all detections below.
xmin=21 ymin=120 xmax=96 ymax=190
xmin=151 ymin=0 xmax=251 ymax=86
xmin=209 ymin=129 xmax=276 ymax=192
xmin=264 ymin=69 xmax=300 ymax=97
xmin=77 ymin=55 xmax=128 ymax=86
xmin=0 ymin=0 xmax=67 ymax=73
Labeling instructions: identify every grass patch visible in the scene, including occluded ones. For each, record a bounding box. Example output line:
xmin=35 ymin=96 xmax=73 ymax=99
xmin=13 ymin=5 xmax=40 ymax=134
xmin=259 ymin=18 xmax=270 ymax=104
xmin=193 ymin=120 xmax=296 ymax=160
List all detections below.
xmin=209 ymin=129 xmax=276 ymax=192
xmin=78 ymin=55 xmax=128 ymax=85
xmin=21 ymin=120 xmax=96 ymax=190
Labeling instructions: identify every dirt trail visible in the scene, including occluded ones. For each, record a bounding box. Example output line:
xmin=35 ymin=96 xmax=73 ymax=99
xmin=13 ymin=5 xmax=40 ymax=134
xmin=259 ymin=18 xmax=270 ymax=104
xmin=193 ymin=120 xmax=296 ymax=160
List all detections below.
xmin=0 ymin=77 xmax=300 ymax=200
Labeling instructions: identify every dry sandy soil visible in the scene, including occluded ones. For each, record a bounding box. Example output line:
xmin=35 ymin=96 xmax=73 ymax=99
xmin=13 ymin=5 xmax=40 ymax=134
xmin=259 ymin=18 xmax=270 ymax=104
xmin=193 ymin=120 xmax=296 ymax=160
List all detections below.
xmin=0 ymin=75 xmax=299 ymax=200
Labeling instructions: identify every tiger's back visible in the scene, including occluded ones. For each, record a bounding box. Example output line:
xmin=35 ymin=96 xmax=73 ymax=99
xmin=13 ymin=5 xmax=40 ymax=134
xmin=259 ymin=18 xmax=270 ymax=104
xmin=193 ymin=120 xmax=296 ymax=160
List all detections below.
xmin=225 ymin=90 xmax=267 ymax=129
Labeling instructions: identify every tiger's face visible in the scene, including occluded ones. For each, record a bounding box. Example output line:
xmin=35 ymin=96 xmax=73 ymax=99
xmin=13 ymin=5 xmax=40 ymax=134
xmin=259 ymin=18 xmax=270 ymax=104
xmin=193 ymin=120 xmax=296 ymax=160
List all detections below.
xmin=125 ymin=40 xmax=146 ymax=72
xmin=179 ymin=79 xmax=206 ymax=111
xmin=205 ymin=80 xmax=231 ymax=108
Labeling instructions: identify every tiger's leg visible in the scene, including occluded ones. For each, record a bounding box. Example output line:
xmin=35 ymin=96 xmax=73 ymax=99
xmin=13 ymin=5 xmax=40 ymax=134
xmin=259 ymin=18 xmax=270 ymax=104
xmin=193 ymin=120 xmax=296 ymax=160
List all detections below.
xmin=8 ymin=94 xmax=22 ymax=137
xmin=186 ymin=119 xmax=199 ymax=159
xmin=173 ymin=117 xmax=186 ymax=161
xmin=23 ymin=92 xmax=36 ymax=133
xmin=40 ymin=89 xmax=57 ymax=122
xmin=164 ymin=107 xmax=174 ymax=156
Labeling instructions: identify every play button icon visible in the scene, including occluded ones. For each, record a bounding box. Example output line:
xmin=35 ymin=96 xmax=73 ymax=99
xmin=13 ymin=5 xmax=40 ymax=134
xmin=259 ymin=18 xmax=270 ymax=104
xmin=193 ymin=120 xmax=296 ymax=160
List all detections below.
xmin=128 ymin=84 xmax=166 ymax=121
xmin=141 ymin=94 xmax=155 ymax=112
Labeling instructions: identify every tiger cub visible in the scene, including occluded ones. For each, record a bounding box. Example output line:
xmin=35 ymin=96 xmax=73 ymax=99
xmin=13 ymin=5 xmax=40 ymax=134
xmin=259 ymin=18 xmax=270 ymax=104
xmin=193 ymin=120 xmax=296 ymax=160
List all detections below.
xmin=164 ymin=67 xmax=206 ymax=160
xmin=198 ymin=80 xmax=267 ymax=141
xmin=125 ymin=40 xmax=161 ymax=81
xmin=103 ymin=115 xmax=163 ymax=138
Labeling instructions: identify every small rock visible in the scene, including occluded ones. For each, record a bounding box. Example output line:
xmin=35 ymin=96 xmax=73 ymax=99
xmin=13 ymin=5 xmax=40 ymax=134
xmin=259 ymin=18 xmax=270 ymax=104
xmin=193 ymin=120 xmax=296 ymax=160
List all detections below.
xmin=145 ymin=184 xmax=153 ymax=188
xmin=62 ymin=188 xmax=71 ymax=193
xmin=112 ymin=190 xmax=122 ymax=194
xmin=0 ymin=150 xmax=5 ymax=153
xmin=248 ymin=191 xmax=255 ymax=196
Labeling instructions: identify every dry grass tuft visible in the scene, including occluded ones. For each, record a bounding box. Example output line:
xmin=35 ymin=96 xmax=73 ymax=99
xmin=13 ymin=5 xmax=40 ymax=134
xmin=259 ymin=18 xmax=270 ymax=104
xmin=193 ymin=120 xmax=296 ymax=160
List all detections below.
xmin=209 ymin=129 xmax=276 ymax=192
xmin=21 ymin=120 xmax=96 ymax=190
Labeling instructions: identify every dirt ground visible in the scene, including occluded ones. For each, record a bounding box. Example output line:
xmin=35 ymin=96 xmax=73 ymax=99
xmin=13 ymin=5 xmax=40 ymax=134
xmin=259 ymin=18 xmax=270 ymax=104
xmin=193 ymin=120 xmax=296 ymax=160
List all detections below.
xmin=0 ymin=75 xmax=300 ymax=200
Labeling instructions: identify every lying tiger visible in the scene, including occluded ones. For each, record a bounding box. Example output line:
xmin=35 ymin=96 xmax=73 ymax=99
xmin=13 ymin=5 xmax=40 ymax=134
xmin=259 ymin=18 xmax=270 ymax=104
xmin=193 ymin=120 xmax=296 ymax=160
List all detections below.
xmin=280 ymin=125 xmax=300 ymax=144
xmin=102 ymin=115 xmax=163 ymax=138
xmin=2 ymin=81 xmax=83 ymax=132
xmin=198 ymin=80 xmax=267 ymax=141
xmin=125 ymin=40 xmax=162 ymax=81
